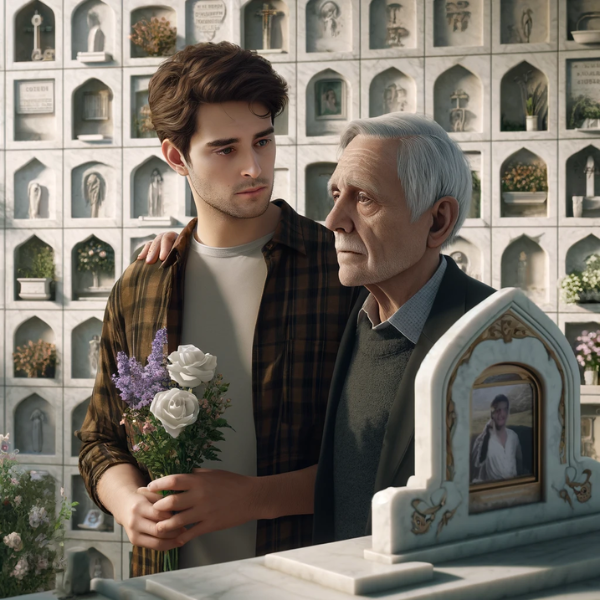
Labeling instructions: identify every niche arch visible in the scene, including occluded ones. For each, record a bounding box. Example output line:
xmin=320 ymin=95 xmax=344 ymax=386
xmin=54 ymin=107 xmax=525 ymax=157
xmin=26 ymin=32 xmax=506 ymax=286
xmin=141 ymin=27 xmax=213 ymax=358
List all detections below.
xmin=72 ymin=78 xmax=114 ymax=141
xmin=501 ymin=235 xmax=547 ymax=304
xmin=130 ymin=5 xmax=176 ymax=58
xmin=14 ymin=158 xmax=54 ymax=220
xmin=14 ymin=0 xmax=56 ymax=62
xmin=566 ymin=145 xmax=600 ymax=218
xmin=566 ymin=235 xmax=600 ymax=275
xmin=71 ymin=317 xmax=103 ymax=379
xmin=242 ymin=0 xmax=288 ymax=52
xmin=13 ymin=316 xmax=56 ymax=377
xmin=14 ymin=393 xmax=55 ymax=454
xmin=71 ymin=396 xmax=91 ymax=457
xmin=71 ymin=0 xmax=115 ymax=59
xmin=305 ymin=162 xmax=335 ymax=222
xmin=305 ymin=0 xmax=352 ymax=53
xmin=71 ymin=234 xmax=116 ymax=299
xmin=369 ymin=68 xmax=416 ymax=117
xmin=306 ymin=69 xmax=349 ymax=137
xmin=131 ymin=155 xmax=176 ymax=218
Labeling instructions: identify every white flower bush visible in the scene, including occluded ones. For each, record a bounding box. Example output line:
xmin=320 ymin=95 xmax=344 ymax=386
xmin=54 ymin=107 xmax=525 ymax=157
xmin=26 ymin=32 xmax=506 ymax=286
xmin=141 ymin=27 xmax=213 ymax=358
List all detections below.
xmin=150 ymin=388 xmax=200 ymax=439
xmin=167 ymin=345 xmax=217 ymax=388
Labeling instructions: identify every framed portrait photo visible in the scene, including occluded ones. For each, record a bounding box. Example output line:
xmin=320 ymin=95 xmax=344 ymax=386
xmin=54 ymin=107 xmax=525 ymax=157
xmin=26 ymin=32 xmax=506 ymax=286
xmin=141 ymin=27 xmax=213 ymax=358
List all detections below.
xmin=315 ymin=79 xmax=347 ymax=120
xmin=469 ymin=363 xmax=542 ymax=514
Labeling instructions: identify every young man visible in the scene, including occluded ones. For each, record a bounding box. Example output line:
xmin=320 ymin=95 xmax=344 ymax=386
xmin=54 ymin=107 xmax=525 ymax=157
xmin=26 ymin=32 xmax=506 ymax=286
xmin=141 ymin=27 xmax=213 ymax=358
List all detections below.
xmin=77 ymin=42 xmax=358 ymax=576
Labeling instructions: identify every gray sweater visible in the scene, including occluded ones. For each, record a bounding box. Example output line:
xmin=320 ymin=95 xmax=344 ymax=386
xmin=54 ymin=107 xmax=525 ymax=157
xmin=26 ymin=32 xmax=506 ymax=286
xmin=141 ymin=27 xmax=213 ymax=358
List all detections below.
xmin=333 ymin=314 xmax=415 ymax=541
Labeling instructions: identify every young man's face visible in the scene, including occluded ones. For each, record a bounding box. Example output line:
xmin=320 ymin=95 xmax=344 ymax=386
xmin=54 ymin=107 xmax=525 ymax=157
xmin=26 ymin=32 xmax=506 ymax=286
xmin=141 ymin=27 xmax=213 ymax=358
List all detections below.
xmin=491 ymin=401 xmax=509 ymax=430
xmin=185 ymin=101 xmax=276 ymax=220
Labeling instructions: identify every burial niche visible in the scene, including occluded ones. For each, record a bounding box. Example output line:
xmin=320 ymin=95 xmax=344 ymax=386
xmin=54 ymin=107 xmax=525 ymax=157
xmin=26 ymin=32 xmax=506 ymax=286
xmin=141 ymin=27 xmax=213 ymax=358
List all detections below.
xmin=500 ymin=0 xmax=549 ymax=44
xmin=71 ymin=475 xmax=114 ymax=533
xmin=15 ymin=236 xmax=56 ymax=301
xmin=132 ymin=156 xmax=176 ymax=223
xmin=369 ymin=68 xmax=416 ymax=118
xmin=567 ymin=59 xmax=600 ymax=130
xmin=565 ymin=321 xmax=600 ymax=385
xmin=272 ymin=167 xmax=290 ymax=201
xmin=87 ymin=548 xmax=115 ymax=577
xmin=130 ymin=5 xmax=177 ymax=58
xmin=72 ymin=78 xmax=114 ymax=142
xmin=13 ymin=316 xmax=56 ymax=378
xmin=14 ymin=0 xmax=56 ymax=62
xmin=565 ymin=235 xmax=600 ymax=276
xmin=71 ymin=161 xmax=112 ymax=219
xmin=14 ymin=394 xmax=55 ymax=455
xmin=433 ymin=65 xmax=482 ymax=133
xmin=501 ymin=235 xmax=547 ymax=304
xmin=243 ymin=0 xmax=288 ymax=53
xmin=131 ymin=75 xmax=156 ymax=139
xmin=566 ymin=145 xmax=600 ymax=218
xmin=14 ymin=79 xmax=57 ymax=142
xmin=500 ymin=62 xmax=548 ymax=132
xmin=305 ymin=162 xmax=335 ymax=222
xmin=567 ymin=0 xmax=600 ymax=43
xmin=72 ymin=318 xmax=103 ymax=379
xmin=71 ymin=397 xmax=91 ymax=457
xmin=369 ymin=0 xmax=416 ymax=49
xmin=306 ymin=0 xmax=352 ymax=53
xmin=14 ymin=158 xmax=54 ymax=220
xmin=500 ymin=148 xmax=548 ymax=217
xmin=464 ymin=151 xmax=482 ymax=219
xmin=72 ymin=235 xmax=116 ymax=299
xmin=446 ymin=236 xmax=481 ymax=280
xmin=306 ymin=70 xmax=349 ymax=137
xmin=72 ymin=0 xmax=114 ymax=62
xmin=433 ymin=0 xmax=483 ymax=47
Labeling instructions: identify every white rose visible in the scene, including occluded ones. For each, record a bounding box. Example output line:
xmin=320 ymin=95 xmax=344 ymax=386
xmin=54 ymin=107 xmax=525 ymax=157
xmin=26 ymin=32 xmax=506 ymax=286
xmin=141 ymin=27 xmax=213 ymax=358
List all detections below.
xmin=167 ymin=345 xmax=217 ymax=388
xmin=3 ymin=532 xmax=23 ymax=551
xmin=150 ymin=388 xmax=200 ymax=439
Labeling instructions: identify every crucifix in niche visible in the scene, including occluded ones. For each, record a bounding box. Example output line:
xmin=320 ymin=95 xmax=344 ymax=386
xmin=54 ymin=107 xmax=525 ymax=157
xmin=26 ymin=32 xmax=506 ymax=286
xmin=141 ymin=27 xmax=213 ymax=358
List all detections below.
xmin=385 ymin=3 xmax=409 ymax=47
xmin=24 ymin=11 xmax=54 ymax=61
xmin=449 ymin=89 xmax=469 ymax=132
xmin=255 ymin=3 xmax=280 ymax=51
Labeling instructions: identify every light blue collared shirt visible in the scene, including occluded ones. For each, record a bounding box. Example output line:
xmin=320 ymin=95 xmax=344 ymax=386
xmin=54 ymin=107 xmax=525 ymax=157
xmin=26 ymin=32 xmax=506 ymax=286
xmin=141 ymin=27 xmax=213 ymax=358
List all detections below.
xmin=359 ymin=256 xmax=447 ymax=344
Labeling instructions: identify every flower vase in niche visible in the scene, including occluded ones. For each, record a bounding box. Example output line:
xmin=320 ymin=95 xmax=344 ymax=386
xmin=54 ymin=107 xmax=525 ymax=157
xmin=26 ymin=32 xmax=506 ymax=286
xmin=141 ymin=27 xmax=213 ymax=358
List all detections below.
xmin=255 ymin=3 xmax=283 ymax=54
xmin=385 ymin=3 xmax=409 ymax=47
xmin=138 ymin=168 xmax=174 ymax=226
xmin=560 ymin=254 xmax=600 ymax=305
xmin=575 ymin=330 xmax=600 ymax=385
xmin=77 ymin=11 xmax=112 ymax=63
xmin=26 ymin=11 xmax=55 ymax=62
xmin=76 ymin=238 xmax=114 ymax=300
xmin=571 ymin=12 xmax=600 ymax=45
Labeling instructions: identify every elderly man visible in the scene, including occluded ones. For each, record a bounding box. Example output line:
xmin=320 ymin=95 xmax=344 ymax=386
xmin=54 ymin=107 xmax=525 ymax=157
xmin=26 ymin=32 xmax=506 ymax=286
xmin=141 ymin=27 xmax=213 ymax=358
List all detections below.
xmin=142 ymin=113 xmax=495 ymax=546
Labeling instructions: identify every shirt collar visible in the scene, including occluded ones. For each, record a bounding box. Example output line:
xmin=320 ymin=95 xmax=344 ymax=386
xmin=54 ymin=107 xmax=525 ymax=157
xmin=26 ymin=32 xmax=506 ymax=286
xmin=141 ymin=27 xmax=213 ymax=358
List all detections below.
xmin=360 ymin=256 xmax=447 ymax=344
xmin=162 ymin=199 xmax=306 ymax=268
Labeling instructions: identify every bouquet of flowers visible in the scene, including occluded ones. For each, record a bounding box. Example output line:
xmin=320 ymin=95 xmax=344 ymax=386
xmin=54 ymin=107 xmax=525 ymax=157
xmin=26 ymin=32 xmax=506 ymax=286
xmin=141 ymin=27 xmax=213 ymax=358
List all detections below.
xmin=560 ymin=254 xmax=600 ymax=304
xmin=575 ymin=330 xmax=600 ymax=372
xmin=112 ymin=328 xmax=231 ymax=571
xmin=0 ymin=434 xmax=77 ymax=597
xmin=501 ymin=162 xmax=548 ymax=193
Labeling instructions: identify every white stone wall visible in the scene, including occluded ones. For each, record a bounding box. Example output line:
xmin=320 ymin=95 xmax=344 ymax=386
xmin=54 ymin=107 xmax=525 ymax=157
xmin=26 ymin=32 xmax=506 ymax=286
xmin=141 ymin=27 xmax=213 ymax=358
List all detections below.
xmin=1 ymin=0 xmax=599 ymax=579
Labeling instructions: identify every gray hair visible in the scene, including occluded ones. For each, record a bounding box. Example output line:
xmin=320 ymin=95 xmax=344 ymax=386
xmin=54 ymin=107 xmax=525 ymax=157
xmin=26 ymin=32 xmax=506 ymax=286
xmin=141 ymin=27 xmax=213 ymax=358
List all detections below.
xmin=338 ymin=113 xmax=472 ymax=246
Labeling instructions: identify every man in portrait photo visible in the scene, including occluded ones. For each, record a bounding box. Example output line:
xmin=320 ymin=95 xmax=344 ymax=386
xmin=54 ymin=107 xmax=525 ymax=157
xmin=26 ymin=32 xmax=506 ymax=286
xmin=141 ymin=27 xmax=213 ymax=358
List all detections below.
xmin=471 ymin=393 xmax=524 ymax=483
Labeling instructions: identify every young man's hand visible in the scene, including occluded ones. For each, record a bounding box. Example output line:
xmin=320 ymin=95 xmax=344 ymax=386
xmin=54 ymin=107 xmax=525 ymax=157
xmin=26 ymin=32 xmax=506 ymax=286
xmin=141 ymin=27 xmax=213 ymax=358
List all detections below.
xmin=137 ymin=232 xmax=179 ymax=264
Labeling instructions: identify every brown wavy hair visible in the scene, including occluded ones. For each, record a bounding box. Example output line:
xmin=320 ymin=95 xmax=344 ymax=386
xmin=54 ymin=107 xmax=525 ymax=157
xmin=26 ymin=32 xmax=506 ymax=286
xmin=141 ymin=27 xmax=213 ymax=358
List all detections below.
xmin=148 ymin=42 xmax=288 ymax=162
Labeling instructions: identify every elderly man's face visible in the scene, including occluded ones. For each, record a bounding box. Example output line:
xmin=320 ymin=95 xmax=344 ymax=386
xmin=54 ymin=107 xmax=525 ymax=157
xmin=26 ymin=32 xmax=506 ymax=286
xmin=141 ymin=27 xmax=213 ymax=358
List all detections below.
xmin=325 ymin=135 xmax=433 ymax=287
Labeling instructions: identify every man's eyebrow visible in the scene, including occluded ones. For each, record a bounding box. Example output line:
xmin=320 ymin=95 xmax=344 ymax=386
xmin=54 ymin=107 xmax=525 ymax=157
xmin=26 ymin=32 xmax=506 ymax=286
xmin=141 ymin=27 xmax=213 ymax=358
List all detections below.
xmin=205 ymin=127 xmax=275 ymax=148
xmin=328 ymin=177 xmax=381 ymax=198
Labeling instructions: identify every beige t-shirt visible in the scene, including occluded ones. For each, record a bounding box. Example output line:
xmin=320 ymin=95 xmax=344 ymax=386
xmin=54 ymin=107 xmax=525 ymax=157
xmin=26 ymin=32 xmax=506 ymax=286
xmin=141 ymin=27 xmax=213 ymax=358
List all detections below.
xmin=178 ymin=231 xmax=273 ymax=568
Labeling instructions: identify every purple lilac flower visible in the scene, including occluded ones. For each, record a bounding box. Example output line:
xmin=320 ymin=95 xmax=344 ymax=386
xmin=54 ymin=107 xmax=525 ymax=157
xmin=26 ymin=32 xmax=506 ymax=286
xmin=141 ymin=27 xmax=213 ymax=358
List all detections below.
xmin=112 ymin=328 xmax=171 ymax=409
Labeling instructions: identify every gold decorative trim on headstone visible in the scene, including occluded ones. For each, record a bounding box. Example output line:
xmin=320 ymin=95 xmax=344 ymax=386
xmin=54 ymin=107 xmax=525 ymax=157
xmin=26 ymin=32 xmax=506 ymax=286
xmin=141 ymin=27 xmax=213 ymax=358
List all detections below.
xmin=560 ymin=468 xmax=593 ymax=507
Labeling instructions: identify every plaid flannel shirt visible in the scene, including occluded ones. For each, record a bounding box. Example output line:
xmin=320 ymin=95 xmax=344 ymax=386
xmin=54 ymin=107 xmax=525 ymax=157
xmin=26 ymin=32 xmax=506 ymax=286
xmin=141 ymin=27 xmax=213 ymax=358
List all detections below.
xmin=77 ymin=199 xmax=359 ymax=577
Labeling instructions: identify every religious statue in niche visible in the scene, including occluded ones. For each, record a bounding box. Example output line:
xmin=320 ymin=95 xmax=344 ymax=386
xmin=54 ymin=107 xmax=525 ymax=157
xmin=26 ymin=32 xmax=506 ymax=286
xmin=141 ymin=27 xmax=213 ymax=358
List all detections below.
xmin=28 ymin=181 xmax=43 ymax=219
xmin=449 ymin=89 xmax=469 ymax=132
xmin=521 ymin=8 xmax=533 ymax=43
xmin=581 ymin=417 xmax=597 ymax=459
xmin=255 ymin=3 xmax=280 ymax=51
xmin=25 ymin=11 xmax=55 ymax=61
xmin=77 ymin=11 xmax=112 ymax=63
xmin=383 ymin=83 xmax=407 ymax=114
xmin=445 ymin=1 xmax=471 ymax=32
xmin=30 ymin=408 xmax=45 ymax=453
xmin=83 ymin=172 xmax=105 ymax=218
xmin=517 ymin=251 xmax=528 ymax=289
xmin=319 ymin=1 xmax=341 ymax=37
xmin=450 ymin=251 xmax=469 ymax=274
xmin=83 ymin=90 xmax=109 ymax=121
xmin=89 ymin=335 xmax=100 ymax=375
xmin=148 ymin=169 xmax=164 ymax=217
xmin=385 ymin=3 xmax=410 ymax=47
xmin=572 ymin=155 xmax=600 ymax=218
xmin=315 ymin=80 xmax=345 ymax=119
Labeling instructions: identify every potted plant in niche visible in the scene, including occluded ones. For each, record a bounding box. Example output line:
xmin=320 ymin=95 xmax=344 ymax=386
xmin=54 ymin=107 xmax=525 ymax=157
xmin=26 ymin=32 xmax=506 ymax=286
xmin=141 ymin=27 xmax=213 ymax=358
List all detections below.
xmin=569 ymin=95 xmax=600 ymax=130
xmin=130 ymin=16 xmax=177 ymax=57
xmin=76 ymin=238 xmax=115 ymax=299
xmin=515 ymin=70 xmax=547 ymax=132
xmin=575 ymin=329 xmax=600 ymax=386
xmin=560 ymin=253 xmax=600 ymax=304
xmin=501 ymin=161 xmax=548 ymax=206
xmin=13 ymin=339 xmax=58 ymax=378
xmin=16 ymin=240 xmax=55 ymax=301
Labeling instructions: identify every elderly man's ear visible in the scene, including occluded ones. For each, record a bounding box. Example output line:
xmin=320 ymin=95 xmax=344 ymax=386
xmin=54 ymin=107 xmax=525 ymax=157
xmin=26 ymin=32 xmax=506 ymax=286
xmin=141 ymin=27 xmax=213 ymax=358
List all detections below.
xmin=426 ymin=196 xmax=460 ymax=250
xmin=137 ymin=231 xmax=180 ymax=263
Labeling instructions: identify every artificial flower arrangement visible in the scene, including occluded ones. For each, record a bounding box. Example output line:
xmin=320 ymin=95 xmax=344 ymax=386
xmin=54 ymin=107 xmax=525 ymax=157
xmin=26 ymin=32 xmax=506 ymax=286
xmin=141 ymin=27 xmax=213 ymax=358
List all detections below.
xmin=501 ymin=162 xmax=548 ymax=193
xmin=560 ymin=253 xmax=600 ymax=304
xmin=575 ymin=330 xmax=600 ymax=385
xmin=112 ymin=328 xmax=231 ymax=571
xmin=0 ymin=434 xmax=77 ymax=597
xmin=130 ymin=16 xmax=177 ymax=57
xmin=76 ymin=238 xmax=115 ymax=289
xmin=13 ymin=339 xmax=58 ymax=378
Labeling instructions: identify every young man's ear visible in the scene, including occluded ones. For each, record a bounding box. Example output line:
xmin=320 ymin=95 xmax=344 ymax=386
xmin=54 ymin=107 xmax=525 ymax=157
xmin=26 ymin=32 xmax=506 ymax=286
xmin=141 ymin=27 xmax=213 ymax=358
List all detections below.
xmin=162 ymin=139 xmax=189 ymax=176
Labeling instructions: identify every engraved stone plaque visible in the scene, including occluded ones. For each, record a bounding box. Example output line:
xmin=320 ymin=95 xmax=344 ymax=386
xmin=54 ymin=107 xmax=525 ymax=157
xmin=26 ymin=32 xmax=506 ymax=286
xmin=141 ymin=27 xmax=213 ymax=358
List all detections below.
xmin=16 ymin=80 xmax=54 ymax=114
xmin=194 ymin=0 xmax=227 ymax=41
xmin=569 ymin=60 xmax=600 ymax=101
